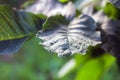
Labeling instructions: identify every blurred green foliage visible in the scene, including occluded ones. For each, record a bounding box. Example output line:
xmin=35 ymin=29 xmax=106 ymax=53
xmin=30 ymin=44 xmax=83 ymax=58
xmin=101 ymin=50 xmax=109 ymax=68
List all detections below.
xmin=0 ymin=38 xmax=118 ymax=80
xmin=0 ymin=0 xmax=120 ymax=80
xmin=0 ymin=38 xmax=72 ymax=80
xmin=103 ymin=3 xmax=120 ymax=19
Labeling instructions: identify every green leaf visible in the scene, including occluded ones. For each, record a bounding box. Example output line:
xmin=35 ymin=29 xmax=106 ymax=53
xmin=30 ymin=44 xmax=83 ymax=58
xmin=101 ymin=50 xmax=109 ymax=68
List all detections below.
xmin=59 ymin=0 xmax=69 ymax=3
xmin=75 ymin=58 xmax=104 ymax=80
xmin=103 ymin=3 xmax=120 ymax=19
xmin=37 ymin=14 xmax=101 ymax=56
xmin=43 ymin=15 xmax=69 ymax=30
xmin=0 ymin=5 xmax=43 ymax=54
xmin=75 ymin=54 xmax=115 ymax=80
xmin=0 ymin=37 xmax=27 ymax=54
xmin=0 ymin=5 xmax=42 ymax=41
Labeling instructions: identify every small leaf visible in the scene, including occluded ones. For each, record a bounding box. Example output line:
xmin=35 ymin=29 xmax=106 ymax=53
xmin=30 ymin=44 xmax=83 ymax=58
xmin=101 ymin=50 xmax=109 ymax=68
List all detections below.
xmin=59 ymin=0 xmax=69 ymax=3
xmin=43 ymin=15 xmax=69 ymax=30
xmin=37 ymin=14 xmax=101 ymax=57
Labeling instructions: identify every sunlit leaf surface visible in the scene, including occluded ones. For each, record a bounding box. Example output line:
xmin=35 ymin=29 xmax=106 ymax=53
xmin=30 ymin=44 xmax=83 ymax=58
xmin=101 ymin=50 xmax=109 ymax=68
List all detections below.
xmin=37 ymin=14 xmax=101 ymax=57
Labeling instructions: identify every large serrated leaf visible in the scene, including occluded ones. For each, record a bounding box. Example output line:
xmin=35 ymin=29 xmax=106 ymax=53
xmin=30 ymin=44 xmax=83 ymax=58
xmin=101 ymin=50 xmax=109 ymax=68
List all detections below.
xmin=0 ymin=5 xmax=43 ymax=54
xmin=0 ymin=5 xmax=42 ymax=41
xmin=37 ymin=14 xmax=101 ymax=57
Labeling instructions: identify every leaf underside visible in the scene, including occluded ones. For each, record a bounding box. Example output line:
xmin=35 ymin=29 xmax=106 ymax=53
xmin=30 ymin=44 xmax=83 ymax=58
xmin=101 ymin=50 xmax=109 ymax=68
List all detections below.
xmin=37 ymin=14 xmax=101 ymax=57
